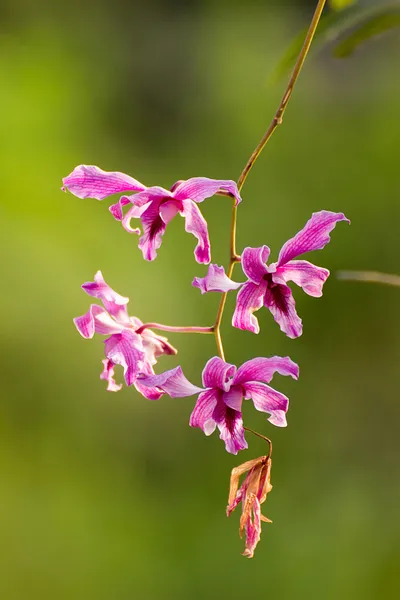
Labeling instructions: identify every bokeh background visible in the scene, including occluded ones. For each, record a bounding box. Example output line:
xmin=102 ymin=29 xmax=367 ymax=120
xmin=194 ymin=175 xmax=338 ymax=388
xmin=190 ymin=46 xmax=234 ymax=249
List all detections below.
xmin=1 ymin=0 xmax=399 ymax=598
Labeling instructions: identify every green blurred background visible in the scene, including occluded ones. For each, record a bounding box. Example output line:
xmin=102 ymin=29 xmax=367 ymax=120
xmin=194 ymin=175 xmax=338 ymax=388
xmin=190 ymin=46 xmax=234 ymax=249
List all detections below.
xmin=1 ymin=0 xmax=399 ymax=598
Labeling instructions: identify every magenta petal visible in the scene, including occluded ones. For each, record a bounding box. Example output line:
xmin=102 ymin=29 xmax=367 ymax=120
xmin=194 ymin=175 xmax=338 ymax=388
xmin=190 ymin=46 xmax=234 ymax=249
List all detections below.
xmin=74 ymin=304 xmax=124 ymax=338
xmin=172 ymin=177 xmax=242 ymax=206
xmin=159 ymin=200 xmax=180 ymax=224
xmin=189 ymin=389 xmax=218 ymax=435
xmin=232 ymin=281 xmax=266 ymax=334
xmin=267 ymin=410 xmax=288 ymax=427
xmin=74 ymin=304 xmax=103 ymax=339
xmin=81 ymin=271 xmax=129 ymax=321
xmin=109 ymin=195 xmax=132 ymax=220
xmin=243 ymin=382 xmax=289 ymax=427
xmin=121 ymin=203 xmax=148 ymax=234
xmin=100 ymin=359 xmax=123 ymax=392
xmin=62 ymin=165 xmax=146 ymax=200
xmin=264 ymin=283 xmax=303 ymax=339
xmin=223 ymin=386 xmax=243 ymax=411
xmin=181 ymin=199 xmax=211 ymax=264
xmin=128 ymin=186 xmax=172 ymax=208
xmin=241 ymin=246 xmax=270 ymax=284
xmin=202 ymin=356 xmax=236 ymax=391
xmin=278 ymin=210 xmax=349 ymax=265
xmin=274 ymin=260 xmax=330 ymax=297
xmin=137 ymin=366 xmax=203 ymax=398
xmin=134 ymin=379 xmax=164 ymax=400
xmin=233 ymin=356 xmax=299 ymax=386
xmin=212 ymin=401 xmax=247 ymax=455
xmin=138 ymin=200 xmax=167 ymax=261
xmin=192 ymin=264 xmax=242 ymax=294
xmin=140 ymin=329 xmax=178 ymax=365
xmin=104 ymin=331 xmax=145 ymax=387
xmin=133 ymin=361 xmax=164 ymax=400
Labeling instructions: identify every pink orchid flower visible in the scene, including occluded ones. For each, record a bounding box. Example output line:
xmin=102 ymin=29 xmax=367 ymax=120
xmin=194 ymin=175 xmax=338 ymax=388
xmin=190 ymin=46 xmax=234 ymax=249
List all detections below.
xmin=193 ymin=210 xmax=349 ymax=338
xmin=137 ymin=355 xmax=299 ymax=454
xmin=62 ymin=165 xmax=242 ymax=263
xmin=74 ymin=271 xmax=176 ymax=398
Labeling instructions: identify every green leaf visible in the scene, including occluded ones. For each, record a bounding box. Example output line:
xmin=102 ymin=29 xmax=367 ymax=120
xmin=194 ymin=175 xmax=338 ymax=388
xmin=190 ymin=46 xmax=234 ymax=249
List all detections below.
xmin=272 ymin=3 xmax=400 ymax=82
xmin=329 ymin=0 xmax=357 ymax=11
xmin=334 ymin=10 xmax=400 ymax=57
xmin=271 ymin=3 xmax=360 ymax=81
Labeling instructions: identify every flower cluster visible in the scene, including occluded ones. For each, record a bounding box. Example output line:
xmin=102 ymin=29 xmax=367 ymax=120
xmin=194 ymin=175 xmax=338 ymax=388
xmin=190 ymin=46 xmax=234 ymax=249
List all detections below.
xmin=64 ymin=164 xmax=348 ymax=556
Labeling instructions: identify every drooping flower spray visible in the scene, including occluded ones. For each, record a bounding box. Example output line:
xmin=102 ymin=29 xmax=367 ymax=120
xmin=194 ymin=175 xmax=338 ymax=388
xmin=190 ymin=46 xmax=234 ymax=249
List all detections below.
xmin=63 ymin=0 xmax=349 ymax=557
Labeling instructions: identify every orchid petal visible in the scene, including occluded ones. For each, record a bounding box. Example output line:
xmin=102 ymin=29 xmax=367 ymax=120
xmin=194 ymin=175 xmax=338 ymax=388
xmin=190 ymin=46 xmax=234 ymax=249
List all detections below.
xmin=141 ymin=330 xmax=177 ymax=367
xmin=109 ymin=195 xmax=132 ymax=221
xmin=233 ymin=356 xmax=299 ymax=386
xmin=134 ymin=379 xmax=163 ymax=400
xmin=243 ymin=497 xmax=262 ymax=558
xmin=264 ymin=283 xmax=303 ymax=339
xmin=192 ymin=264 xmax=242 ymax=294
xmin=73 ymin=304 xmax=104 ymax=339
xmin=121 ymin=203 xmax=148 ymax=234
xmin=212 ymin=401 xmax=247 ymax=455
xmin=137 ymin=366 xmax=203 ymax=398
xmin=100 ymin=359 xmax=123 ymax=392
xmin=189 ymin=388 xmax=219 ymax=435
xmin=81 ymin=271 xmax=129 ymax=321
xmin=62 ymin=165 xmax=146 ymax=200
xmin=181 ymin=199 xmax=211 ymax=264
xmin=223 ymin=386 xmax=243 ymax=411
xmin=104 ymin=331 xmax=145 ymax=387
xmin=226 ymin=485 xmax=246 ymax=517
xmin=131 ymin=186 xmax=172 ymax=207
xmin=241 ymin=246 xmax=270 ymax=284
xmin=232 ymin=281 xmax=267 ymax=334
xmin=133 ymin=361 xmax=164 ymax=400
xmin=243 ymin=382 xmax=289 ymax=427
xmin=202 ymin=356 xmax=236 ymax=392
xmin=159 ymin=200 xmax=180 ymax=224
xmin=267 ymin=410 xmax=288 ymax=427
xmin=138 ymin=200 xmax=167 ymax=261
xmin=278 ymin=210 xmax=349 ymax=266
xmin=74 ymin=304 xmax=124 ymax=339
xmin=274 ymin=260 xmax=330 ymax=297
xmin=172 ymin=177 xmax=242 ymax=206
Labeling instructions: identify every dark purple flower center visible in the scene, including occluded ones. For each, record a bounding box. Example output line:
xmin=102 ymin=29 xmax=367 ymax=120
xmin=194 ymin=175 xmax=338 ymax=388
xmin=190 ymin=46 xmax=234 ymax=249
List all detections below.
xmin=224 ymin=406 xmax=239 ymax=434
xmin=149 ymin=215 xmax=164 ymax=240
xmin=263 ymin=273 xmax=289 ymax=313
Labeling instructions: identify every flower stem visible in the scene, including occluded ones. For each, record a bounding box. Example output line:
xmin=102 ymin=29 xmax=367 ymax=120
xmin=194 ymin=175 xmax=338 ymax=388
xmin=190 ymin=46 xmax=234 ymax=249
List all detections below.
xmin=337 ymin=271 xmax=400 ymax=287
xmin=237 ymin=0 xmax=327 ymax=191
xmin=213 ymin=0 xmax=327 ymax=360
xmin=244 ymin=427 xmax=273 ymax=458
xmin=136 ymin=323 xmax=214 ymax=335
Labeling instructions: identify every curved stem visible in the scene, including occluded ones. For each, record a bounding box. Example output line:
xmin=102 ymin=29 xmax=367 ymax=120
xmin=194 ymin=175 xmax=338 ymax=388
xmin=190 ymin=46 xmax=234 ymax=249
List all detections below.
xmin=213 ymin=0 xmax=327 ymax=360
xmin=244 ymin=427 xmax=273 ymax=458
xmin=237 ymin=0 xmax=327 ymax=191
xmin=136 ymin=323 xmax=214 ymax=335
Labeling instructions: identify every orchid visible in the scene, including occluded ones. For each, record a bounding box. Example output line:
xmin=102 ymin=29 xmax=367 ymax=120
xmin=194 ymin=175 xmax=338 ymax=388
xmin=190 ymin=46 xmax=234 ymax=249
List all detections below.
xmin=227 ymin=454 xmax=273 ymax=558
xmin=62 ymin=165 xmax=241 ymax=263
xmin=137 ymin=355 xmax=299 ymax=454
xmin=67 ymin=1 xmax=350 ymax=558
xmin=193 ymin=211 xmax=349 ymax=338
xmin=74 ymin=271 xmax=177 ymax=398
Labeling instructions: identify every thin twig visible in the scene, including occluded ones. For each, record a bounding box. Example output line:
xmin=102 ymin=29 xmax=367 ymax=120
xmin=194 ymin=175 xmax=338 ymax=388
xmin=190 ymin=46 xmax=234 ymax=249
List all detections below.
xmin=213 ymin=0 xmax=328 ymax=360
xmin=337 ymin=270 xmax=400 ymax=287
xmin=244 ymin=426 xmax=273 ymax=458
xmin=237 ymin=0 xmax=327 ymax=191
